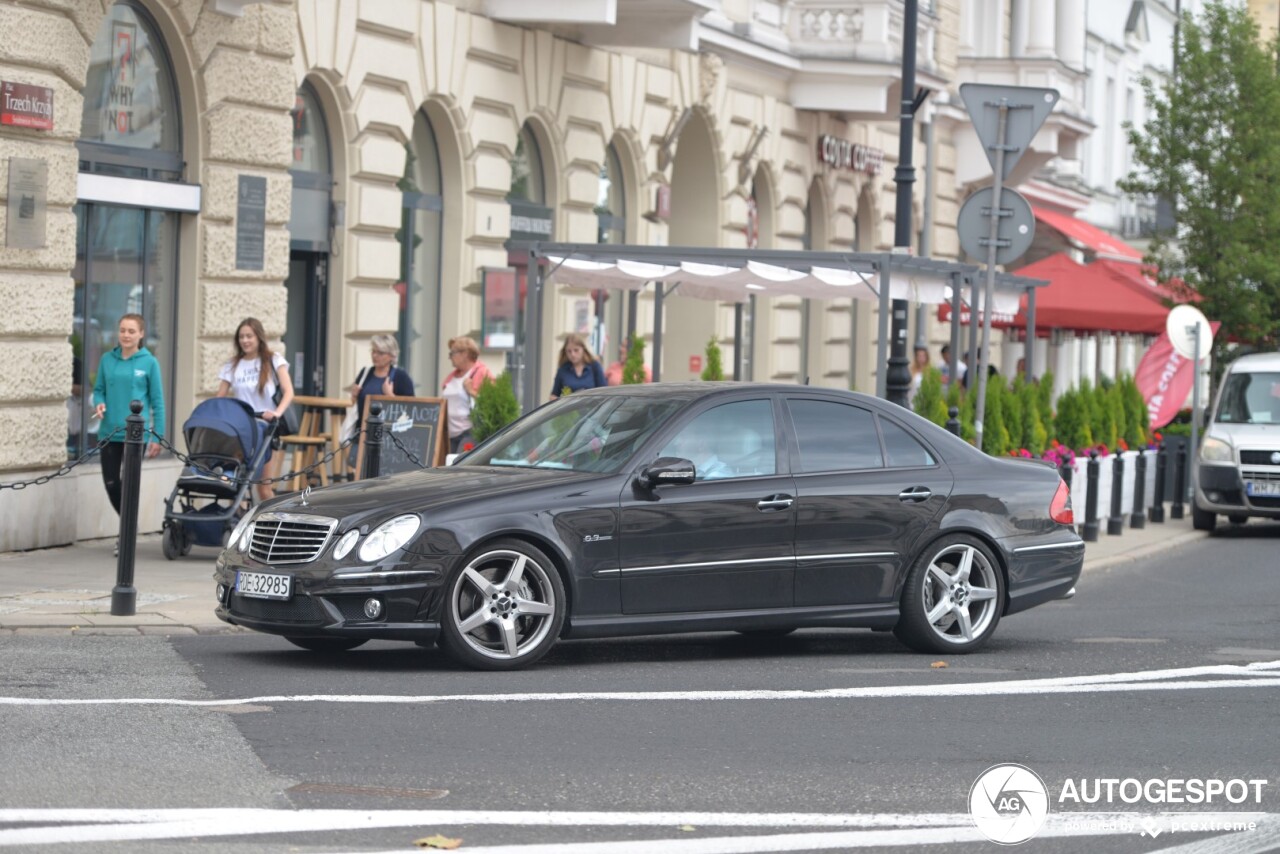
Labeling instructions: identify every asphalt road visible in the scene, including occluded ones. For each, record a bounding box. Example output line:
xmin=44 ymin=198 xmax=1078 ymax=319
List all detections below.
xmin=3 ymin=521 xmax=1279 ymax=854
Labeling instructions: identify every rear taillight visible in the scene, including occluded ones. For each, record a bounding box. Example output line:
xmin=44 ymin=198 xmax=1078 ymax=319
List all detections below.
xmin=1050 ymin=479 xmax=1073 ymax=525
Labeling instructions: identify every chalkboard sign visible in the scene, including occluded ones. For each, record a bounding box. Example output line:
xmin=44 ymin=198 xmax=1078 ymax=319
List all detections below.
xmin=355 ymin=396 xmax=449 ymax=476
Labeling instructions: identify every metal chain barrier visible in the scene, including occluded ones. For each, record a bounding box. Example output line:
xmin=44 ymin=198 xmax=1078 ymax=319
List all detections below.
xmin=146 ymin=428 xmax=363 ymax=488
xmin=0 ymin=428 xmax=124 ymax=491
xmin=385 ymin=430 xmax=430 ymax=470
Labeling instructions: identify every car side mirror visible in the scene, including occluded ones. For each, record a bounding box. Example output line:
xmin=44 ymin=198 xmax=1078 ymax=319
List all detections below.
xmin=637 ymin=457 xmax=697 ymax=489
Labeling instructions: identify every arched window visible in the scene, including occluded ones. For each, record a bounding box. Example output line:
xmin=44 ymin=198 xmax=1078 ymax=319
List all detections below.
xmin=509 ymin=125 xmax=545 ymax=205
xmin=69 ymin=1 xmax=183 ymax=461
xmin=399 ymin=111 xmax=445 ymax=387
xmin=596 ymin=144 xmax=625 ymax=244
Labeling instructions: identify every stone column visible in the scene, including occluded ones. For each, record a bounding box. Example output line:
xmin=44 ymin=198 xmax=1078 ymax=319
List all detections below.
xmin=1057 ymin=0 xmax=1087 ymax=69
xmin=1022 ymin=0 xmax=1058 ymax=58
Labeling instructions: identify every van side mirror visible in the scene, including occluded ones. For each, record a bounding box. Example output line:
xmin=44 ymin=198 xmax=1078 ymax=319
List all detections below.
xmin=636 ymin=457 xmax=697 ymax=489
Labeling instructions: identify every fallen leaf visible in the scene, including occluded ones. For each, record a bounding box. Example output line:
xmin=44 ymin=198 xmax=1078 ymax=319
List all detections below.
xmin=414 ymin=834 xmax=463 ymax=849
xmin=930 ymin=660 xmax=948 ymax=668
xmin=679 ymin=825 xmax=697 ymax=832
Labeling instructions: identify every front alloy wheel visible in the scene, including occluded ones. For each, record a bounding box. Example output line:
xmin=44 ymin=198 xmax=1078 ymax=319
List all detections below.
xmin=895 ymin=536 xmax=1004 ymax=654
xmin=439 ymin=540 xmax=565 ymax=670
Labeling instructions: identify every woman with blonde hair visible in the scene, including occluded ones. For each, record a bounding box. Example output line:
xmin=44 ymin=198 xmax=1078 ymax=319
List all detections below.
xmin=549 ymin=332 xmax=606 ymax=399
xmin=441 ymin=335 xmax=493 ymax=453
xmin=347 ymin=334 xmax=414 ymax=470
xmin=216 ymin=317 xmax=294 ymax=502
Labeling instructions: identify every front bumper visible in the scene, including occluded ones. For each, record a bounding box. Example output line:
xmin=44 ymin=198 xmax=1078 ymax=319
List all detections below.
xmin=1194 ymin=462 xmax=1280 ymax=518
xmin=213 ymin=549 xmax=454 ymax=641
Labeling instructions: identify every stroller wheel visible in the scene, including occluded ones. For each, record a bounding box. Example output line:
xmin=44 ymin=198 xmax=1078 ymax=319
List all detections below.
xmin=180 ymin=526 xmax=195 ymax=556
xmin=162 ymin=523 xmax=183 ymax=561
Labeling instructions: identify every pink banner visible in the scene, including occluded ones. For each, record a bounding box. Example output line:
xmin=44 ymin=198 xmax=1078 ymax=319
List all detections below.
xmin=1134 ymin=332 xmax=1191 ymax=429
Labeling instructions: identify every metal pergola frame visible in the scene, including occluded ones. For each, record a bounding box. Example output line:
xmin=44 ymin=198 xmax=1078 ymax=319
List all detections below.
xmin=513 ymin=242 xmax=1047 ymax=412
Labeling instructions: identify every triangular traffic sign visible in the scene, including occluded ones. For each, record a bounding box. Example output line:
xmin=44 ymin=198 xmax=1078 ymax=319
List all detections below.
xmin=959 ymin=84 xmax=1060 ymax=180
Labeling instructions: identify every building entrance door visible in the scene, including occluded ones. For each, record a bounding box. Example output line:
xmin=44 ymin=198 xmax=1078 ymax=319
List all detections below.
xmin=284 ymin=250 xmax=329 ymax=396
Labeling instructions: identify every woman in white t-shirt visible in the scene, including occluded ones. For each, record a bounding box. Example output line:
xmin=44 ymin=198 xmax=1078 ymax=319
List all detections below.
xmin=216 ymin=317 xmax=294 ymax=502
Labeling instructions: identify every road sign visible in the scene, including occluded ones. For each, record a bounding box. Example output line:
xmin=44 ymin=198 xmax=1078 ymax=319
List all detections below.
xmin=959 ymin=84 xmax=1060 ymax=181
xmin=957 ymin=187 xmax=1035 ymax=266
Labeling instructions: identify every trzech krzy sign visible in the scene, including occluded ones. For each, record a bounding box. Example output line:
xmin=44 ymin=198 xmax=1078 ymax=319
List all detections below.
xmin=1 ymin=81 xmax=54 ymax=131
xmin=817 ymin=135 xmax=883 ymax=176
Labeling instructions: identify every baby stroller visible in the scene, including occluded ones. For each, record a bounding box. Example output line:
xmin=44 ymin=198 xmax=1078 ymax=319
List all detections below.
xmin=161 ymin=398 xmax=276 ymax=560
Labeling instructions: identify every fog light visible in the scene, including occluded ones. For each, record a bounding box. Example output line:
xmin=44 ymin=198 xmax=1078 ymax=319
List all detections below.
xmin=363 ymin=598 xmax=383 ymax=619
xmin=216 ymin=583 xmax=227 ymax=602
xmin=1208 ymin=491 xmax=1222 ymax=503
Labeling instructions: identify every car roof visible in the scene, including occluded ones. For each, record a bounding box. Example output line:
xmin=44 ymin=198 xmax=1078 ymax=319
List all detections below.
xmin=575 ymin=381 xmax=880 ymax=403
xmin=1225 ymin=351 xmax=1280 ymax=373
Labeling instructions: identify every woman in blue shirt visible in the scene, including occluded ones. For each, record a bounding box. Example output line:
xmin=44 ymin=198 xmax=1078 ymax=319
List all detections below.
xmin=550 ymin=333 xmax=606 ymax=399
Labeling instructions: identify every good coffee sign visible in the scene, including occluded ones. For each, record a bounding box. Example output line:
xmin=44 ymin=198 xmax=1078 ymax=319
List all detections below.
xmin=1 ymin=81 xmax=54 ymax=131
xmin=818 ymin=135 xmax=882 ymax=176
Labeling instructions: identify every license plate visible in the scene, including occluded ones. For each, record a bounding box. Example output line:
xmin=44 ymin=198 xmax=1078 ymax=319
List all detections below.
xmin=236 ymin=571 xmax=292 ymax=600
xmin=1245 ymin=480 xmax=1280 ymax=497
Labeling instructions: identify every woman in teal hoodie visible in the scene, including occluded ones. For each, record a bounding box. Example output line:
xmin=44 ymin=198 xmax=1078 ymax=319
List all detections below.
xmin=92 ymin=313 xmax=165 ymax=524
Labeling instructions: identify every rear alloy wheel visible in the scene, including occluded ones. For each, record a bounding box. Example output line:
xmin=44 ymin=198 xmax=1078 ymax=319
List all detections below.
xmin=285 ymin=637 xmax=368 ymax=653
xmin=895 ymin=535 xmax=1005 ymax=654
xmin=439 ymin=540 xmax=565 ymax=670
xmin=1192 ymin=504 xmax=1217 ymax=532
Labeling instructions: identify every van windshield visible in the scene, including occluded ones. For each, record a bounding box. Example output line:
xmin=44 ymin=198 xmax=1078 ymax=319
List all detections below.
xmin=1215 ymin=371 xmax=1280 ymax=424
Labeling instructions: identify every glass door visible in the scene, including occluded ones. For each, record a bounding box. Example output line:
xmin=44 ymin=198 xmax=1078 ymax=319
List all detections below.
xmin=284 ymin=250 xmax=329 ymax=395
xmin=70 ymin=203 xmax=177 ymax=458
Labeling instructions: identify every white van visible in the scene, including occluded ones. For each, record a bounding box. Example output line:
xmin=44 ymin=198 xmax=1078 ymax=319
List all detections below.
xmin=1193 ymin=351 xmax=1280 ymax=531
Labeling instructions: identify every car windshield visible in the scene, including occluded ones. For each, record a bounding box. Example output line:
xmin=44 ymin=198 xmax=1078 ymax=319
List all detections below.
xmin=1215 ymin=371 xmax=1280 ymax=424
xmin=460 ymin=393 xmax=684 ymax=473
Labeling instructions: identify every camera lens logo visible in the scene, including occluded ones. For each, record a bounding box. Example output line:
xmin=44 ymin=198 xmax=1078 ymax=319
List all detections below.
xmin=969 ymin=763 xmax=1050 ymax=845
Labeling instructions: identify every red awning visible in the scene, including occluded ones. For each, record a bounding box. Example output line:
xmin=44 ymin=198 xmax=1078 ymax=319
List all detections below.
xmin=1033 ymin=207 xmax=1145 ymax=262
xmin=1011 ymin=253 xmax=1170 ymax=333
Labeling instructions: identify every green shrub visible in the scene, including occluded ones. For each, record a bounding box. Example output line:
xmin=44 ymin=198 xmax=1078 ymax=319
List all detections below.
xmin=913 ymin=367 xmax=948 ymax=427
xmin=622 ymin=335 xmax=647 ymax=385
xmin=471 ymin=371 xmax=520 ymax=443
xmin=959 ymin=383 xmax=976 ymax=444
xmin=700 ymin=336 xmax=724 ymax=381
xmin=1120 ymin=374 xmax=1149 ymax=446
xmin=1055 ymin=389 xmax=1094 ymax=450
xmin=1037 ymin=370 xmax=1055 ymax=438
xmin=982 ymin=379 xmax=1012 ymax=455
xmin=1005 ymin=375 xmax=1026 ymax=452
xmin=1019 ymin=381 xmax=1048 ymax=455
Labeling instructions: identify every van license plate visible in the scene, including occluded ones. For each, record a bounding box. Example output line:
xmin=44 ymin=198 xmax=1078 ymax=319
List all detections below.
xmin=236 ymin=571 xmax=292 ymax=600
xmin=1245 ymin=481 xmax=1280 ymax=497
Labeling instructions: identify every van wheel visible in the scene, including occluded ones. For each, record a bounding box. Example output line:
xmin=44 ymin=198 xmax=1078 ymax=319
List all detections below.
xmin=1192 ymin=504 xmax=1217 ymax=532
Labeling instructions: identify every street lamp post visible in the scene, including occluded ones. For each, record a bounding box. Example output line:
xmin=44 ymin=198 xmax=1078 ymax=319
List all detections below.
xmin=887 ymin=0 xmax=921 ymax=408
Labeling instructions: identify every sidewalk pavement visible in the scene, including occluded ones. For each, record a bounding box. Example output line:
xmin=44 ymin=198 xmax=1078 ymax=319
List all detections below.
xmin=0 ymin=511 xmax=1206 ymax=636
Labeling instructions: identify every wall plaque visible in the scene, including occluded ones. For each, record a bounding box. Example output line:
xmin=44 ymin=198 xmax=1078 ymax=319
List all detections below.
xmin=6 ymin=157 xmax=47 ymax=249
xmin=235 ymin=174 xmax=266 ymax=270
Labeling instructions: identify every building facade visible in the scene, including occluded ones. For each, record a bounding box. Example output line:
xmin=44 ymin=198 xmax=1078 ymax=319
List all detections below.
xmin=5 ymin=0 xmax=1177 ymax=550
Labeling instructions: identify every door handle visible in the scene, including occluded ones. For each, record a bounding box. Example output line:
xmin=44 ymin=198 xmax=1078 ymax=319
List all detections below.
xmin=898 ymin=487 xmax=932 ymax=502
xmin=757 ymin=494 xmax=794 ymax=511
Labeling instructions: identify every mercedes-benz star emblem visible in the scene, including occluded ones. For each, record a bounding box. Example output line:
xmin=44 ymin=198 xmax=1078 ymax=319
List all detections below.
xmin=1271 ymin=451 xmax=1280 ymax=465
xmin=301 ymin=486 xmax=312 ymax=506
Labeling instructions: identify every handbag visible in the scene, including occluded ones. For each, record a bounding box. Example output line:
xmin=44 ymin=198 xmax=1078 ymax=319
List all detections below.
xmin=338 ymin=367 xmax=368 ymax=445
xmin=269 ymin=361 xmax=301 ymax=436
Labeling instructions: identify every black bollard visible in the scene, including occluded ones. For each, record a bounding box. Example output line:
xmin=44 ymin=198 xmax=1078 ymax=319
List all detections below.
xmin=111 ymin=400 xmax=145 ymax=616
xmin=1171 ymin=442 xmax=1187 ymax=520
xmin=362 ymin=402 xmax=384 ymax=479
xmin=1082 ymin=450 xmax=1100 ymax=542
xmin=1107 ymin=452 xmax=1125 ymax=536
xmin=1150 ymin=443 xmax=1166 ymax=524
xmin=946 ymin=406 xmax=961 ymax=437
xmin=1130 ymin=451 xmax=1147 ymax=529
xmin=1059 ymin=458 xmax=1073 ymax=493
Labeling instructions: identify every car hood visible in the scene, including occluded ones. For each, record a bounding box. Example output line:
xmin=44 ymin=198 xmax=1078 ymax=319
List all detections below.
xmin=263 ymin=466 xmax=603 ymax=523
xmin=1206 ymin=423 xmax=1280 ymax=448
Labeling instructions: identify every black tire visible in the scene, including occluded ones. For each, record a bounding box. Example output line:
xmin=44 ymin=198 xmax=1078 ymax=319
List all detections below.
xmin=734 ymin=628 xmax=796 ymax=638
xmin=438 ymin=538 xmax=565 ymax=671
xmin=894 ymin=534 xmax=1005 ymax=655
xmin=1192 ymin=504 xmax=1217 ymax=532
xmin=1227 ymin=513 xmax=1248 ymax=525
xmin=285 ymin=637 xmax=368 ymax=653
xmin=181 ymin=526 xmax=195 ymax=555
xmin=161 ymin=523 xmax=182 ymax=561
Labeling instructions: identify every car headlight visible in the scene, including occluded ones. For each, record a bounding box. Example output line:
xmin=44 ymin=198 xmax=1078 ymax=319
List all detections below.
xmin=357 ymin=514 xmax=421 ymax=562
xmin=1200 ymin=436 xmax=1233 ymax=463
xmin=227 ymin=510 xmax=256 ymax=551
xmin=332 ymin=529 xmax=359 ymax=561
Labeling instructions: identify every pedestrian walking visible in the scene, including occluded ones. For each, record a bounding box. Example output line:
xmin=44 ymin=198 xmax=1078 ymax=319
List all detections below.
xmin=92 ymin=313 xmax=164 ymax=554
xmin=347 ymin=334 xmax=414 ymax=471
xmin=441 ymin=335 xmax=493 ymax=453
xmin=550 ymin=332 xmax=606 ymax=399
xmin=216 ymin=318 xmax=294 ymax=503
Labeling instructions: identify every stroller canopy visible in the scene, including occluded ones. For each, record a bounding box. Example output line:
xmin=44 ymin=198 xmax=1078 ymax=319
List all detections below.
xmin=183 ymin=398 xmax=266 ymax=462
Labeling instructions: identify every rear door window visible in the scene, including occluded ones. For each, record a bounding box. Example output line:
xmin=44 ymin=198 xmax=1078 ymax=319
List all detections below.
xmin=787 ymin=399 xmax=883 ymax=472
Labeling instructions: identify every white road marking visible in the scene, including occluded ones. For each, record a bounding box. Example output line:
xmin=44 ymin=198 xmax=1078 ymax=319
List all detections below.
xmin=0 ymin=660 xmax=1277 ymax=707
xmin=0 ymin=810 xmax=1269 ymax=850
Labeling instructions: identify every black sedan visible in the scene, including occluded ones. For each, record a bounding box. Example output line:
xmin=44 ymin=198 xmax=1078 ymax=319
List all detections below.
xmin=214 ymin=383 xmax=1082 ymax=669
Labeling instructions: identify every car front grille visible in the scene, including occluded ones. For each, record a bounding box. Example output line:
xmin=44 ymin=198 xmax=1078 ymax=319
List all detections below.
xmin=230 ymin=594 xmax=328 ymax=623
xmin=249 ymin=513 xmax=337 ymax=565
xmin=1240 ymin=450 xmax=1280 ymax=466
xmin=1243 ymin=470 xmax=1280 ymax=483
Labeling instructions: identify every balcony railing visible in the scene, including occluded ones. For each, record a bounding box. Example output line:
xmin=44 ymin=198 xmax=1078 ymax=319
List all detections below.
xmin=786 ymin=1 xmax=937 ymax=70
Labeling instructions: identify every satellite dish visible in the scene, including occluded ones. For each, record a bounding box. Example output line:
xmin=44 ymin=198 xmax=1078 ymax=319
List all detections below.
xmin=1166 ymin=305 xmax=1213 ymax=361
